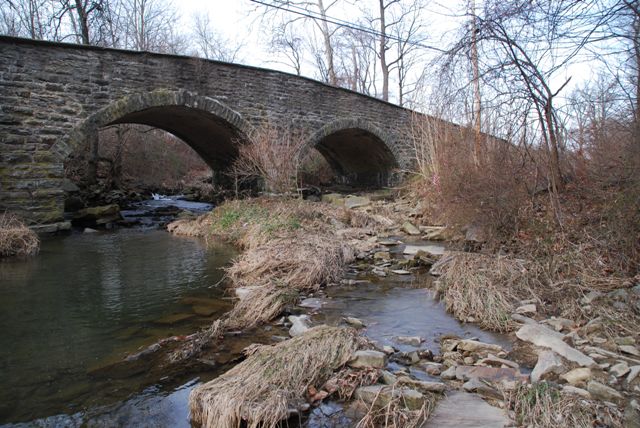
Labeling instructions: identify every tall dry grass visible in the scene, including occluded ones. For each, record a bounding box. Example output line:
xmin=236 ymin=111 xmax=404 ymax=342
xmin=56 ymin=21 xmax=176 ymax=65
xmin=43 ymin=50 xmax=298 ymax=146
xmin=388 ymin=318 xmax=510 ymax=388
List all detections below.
xmin=503 ymin=382 xmax=623 ymax=427
xmin=0 ymin=213 xmax=39 ymax=257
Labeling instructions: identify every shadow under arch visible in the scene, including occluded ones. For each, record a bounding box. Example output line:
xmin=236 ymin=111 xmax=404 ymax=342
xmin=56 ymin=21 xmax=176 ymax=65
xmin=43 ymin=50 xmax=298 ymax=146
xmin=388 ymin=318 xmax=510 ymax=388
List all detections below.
xmin=307 ymin=118 xmax=400 ymax=187
xmin=51 ymin=90 xmax=252 ymax=171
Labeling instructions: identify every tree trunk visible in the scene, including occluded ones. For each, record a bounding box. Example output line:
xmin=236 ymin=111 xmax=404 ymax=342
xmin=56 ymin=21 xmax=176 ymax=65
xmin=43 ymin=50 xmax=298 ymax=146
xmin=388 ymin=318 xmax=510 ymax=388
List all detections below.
xmin=470 ymin=0 xmax=482 ymax=166
xmin=379 ymin=0 xmax=389 ymax=102
xmin=317 ymin=0 xmax=337 ymax=85
xmin=74 ymin=0 xmax=90 ymax=44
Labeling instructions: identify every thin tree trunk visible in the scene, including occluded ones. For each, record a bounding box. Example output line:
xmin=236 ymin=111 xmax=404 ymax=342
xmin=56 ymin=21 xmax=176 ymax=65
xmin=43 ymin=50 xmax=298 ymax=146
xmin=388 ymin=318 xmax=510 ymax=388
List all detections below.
xmin=317 ymin=0 xmax=337 ymax=85
xmin=379 ymin=0 xmax=389 ymax=101
xmin=74 ymin=0 xmax=90 ymax=44
xmin=470 ymin=0 xmax=482 ymax=166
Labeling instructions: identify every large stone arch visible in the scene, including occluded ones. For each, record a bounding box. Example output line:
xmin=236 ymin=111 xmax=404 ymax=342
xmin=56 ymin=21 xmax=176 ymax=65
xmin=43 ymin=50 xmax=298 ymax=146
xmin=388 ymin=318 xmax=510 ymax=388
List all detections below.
xmin=307 ymin=118 xmax=401 ymax=187
xmin=50 ymin=89 xmax=253 ymax=170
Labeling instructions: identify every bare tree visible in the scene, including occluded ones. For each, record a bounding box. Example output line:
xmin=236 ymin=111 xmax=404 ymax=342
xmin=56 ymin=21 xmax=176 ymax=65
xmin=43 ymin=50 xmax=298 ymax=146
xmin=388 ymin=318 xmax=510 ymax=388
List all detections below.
xmin=192 ymin=12 xmax=244 ymax=62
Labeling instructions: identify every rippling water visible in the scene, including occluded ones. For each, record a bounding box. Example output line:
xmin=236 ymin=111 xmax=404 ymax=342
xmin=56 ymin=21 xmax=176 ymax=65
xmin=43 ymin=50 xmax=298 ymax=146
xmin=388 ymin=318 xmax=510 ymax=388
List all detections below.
xmin=0 ymin=229 xmax=236 ymax=425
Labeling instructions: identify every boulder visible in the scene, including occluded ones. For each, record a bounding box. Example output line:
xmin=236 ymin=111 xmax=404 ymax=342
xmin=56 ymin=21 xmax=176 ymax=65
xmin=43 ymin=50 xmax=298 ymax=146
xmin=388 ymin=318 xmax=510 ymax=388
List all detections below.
xmin=288 ymin=315 xmax=311 ymax=337
xmin=477 ymin=354 xmax=519 ymax=369
xmin=609 ymin=361 xmax=630 ymax=378
xmin=560 ymin=368 xmax=592 ymax=386
xmin=515 ymin=304 xmax=537 ymax=315
xmin=74 ymin=204 xmax=121 ymax=221
xmin=403 ymin=244 xmax=445 ymax=256
xmin=562 ymin=385 xmax=591 ymax=399
xmin=420 ymin=226 xmax=447 ymax=241
xmin=344 ymin=196 xmax=370 ymax=209
xmin=344 ymin=317 xmax=365 ymax=328
xmin=398 ymin=376 xmax=446 ymax=393
xmin=462 ymin=377 xmax=503 ymax=400
xmin=349 ymin=350 xmax=386 ymax=369
xmin=452 ymin=365 xmax=527 ymax=383
xmin=402 ymin=221 xmax=421 ymax=236
xmin=531 ymin=350 xmax=565 ymax=383
xmin=516 ymin=323 xmax=596 ymax=367
xmin=587 ymin=380 xmax=623 ymax=402
xmin=354 ymin=385 xmax=425 ymax=411
xmin=620 ymin=345 xmax=640 ymax=357
xmin=395 ymin=336 xmax=423 ymax=346
xmin=456 ymin=339 xmax=504 ymax=354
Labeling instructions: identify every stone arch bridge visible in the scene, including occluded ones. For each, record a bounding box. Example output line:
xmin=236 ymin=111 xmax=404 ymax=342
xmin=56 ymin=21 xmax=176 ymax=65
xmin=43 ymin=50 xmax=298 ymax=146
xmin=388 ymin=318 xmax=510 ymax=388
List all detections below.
xmin=0 ymin=36 xmax=439 ymax=226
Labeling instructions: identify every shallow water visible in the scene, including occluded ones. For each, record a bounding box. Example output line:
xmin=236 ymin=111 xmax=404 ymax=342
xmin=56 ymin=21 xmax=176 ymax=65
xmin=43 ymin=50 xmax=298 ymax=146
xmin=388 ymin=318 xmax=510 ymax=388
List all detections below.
xmin=0 ymin=229 xmax=235 ymax=426
xmin=0 ymin=227 xmax=509 ymax=427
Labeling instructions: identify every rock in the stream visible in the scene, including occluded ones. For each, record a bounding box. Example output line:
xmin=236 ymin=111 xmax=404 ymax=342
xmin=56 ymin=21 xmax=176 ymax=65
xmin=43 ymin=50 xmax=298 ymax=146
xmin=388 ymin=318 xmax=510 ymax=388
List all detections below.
xmin=288 ymin=315 xmax=311 ymax=337
xmin=391 ymin=269 xmax=411 ymax=275
xmin=355 ymin=385 xmax=425 ymax=411
xmin=403 ymin=244 xmax=445 ymax=256
xmin=456 ymin=339 xmax=504 ymax=354
xmin=299 ymin=298 xmax=323 ymax=310
xmin=516 ymin=323 xmax=596 ymax=367
xmin=398 ymin=376 xmax=446 ymax=393
xmin=462 ymin=377 xmax=503 ymax=400
xmin=349 ymin=350 xmax=386 ymax=369
xmin=477 ymin=354 xmax=519 ymax=369
xmin=448 ymin=365 xmax=527 ymax=383
xmin=380 ymin=370 xmax=398 ymax=385
xmin=402 ymin=221 xmax=421 ymax=236
xmin=344 ymin=317 xmax=365 ymax=328
xmin=395 ymin=336 xmax=423 ymax=346
xmin=531 ymin=350 xmax=565 ymax=383
xmin=587 ymin=380 xmax=623 ymax=402
xmin=561 ymin=368 xmax=592 ymax=386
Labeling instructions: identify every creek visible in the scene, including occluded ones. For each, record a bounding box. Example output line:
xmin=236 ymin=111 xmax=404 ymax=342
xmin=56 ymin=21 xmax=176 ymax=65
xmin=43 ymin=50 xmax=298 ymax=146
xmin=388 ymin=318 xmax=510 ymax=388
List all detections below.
xmin=0 ymin=207 xmax=508 ymax=427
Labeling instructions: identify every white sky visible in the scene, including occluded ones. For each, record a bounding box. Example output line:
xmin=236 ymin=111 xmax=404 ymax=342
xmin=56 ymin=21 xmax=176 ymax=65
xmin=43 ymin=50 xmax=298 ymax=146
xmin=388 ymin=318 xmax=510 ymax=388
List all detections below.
xmin=173 ymin=0 xmax=597 ymax=111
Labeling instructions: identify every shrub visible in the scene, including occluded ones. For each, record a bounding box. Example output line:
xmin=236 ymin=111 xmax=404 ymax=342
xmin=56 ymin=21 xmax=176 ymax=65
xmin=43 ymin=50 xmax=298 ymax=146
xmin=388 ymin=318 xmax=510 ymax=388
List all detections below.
xmin=230 ymin=123 xmax=306 ymax=194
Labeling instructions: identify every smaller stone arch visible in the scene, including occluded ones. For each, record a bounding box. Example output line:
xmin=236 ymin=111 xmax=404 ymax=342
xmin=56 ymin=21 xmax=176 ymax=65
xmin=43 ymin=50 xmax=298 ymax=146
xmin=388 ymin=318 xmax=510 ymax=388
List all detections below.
xmin=50 ymin=89 xmax=253 ymax=170
xmin=307 ymin=118 xmax=401 ymax=187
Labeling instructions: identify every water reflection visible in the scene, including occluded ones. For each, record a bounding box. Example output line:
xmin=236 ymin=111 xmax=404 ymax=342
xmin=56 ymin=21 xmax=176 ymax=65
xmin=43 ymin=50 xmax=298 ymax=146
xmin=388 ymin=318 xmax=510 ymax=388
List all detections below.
xmin=0 ymin=229 xmax=235 ymax=425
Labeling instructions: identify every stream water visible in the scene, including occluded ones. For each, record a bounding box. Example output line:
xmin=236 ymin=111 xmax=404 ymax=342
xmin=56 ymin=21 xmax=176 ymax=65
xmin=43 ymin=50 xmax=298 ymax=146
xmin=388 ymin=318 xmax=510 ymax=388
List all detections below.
xmin=0 ymin=208 xmax=508 ymax=427
xmin=0 ymin=228 xmax=236 ymax=426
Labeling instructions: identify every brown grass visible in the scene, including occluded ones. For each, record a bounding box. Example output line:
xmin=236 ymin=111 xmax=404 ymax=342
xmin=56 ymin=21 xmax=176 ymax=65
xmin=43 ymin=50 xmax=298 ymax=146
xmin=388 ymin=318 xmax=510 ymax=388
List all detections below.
xmin=227 ymin=235 xmax=354 ymax=290
xmin=435 ymin=253 xmax=547 ymax=332
xmin=189 ymin=326 xmax=359 ymax=428
xmin=503 ymin=382 xmax=623 ymax=428
xmin=0 ymin=213 xmax=40 ymax=257
xmin=224 ymin=285 xmax=299 ymax=330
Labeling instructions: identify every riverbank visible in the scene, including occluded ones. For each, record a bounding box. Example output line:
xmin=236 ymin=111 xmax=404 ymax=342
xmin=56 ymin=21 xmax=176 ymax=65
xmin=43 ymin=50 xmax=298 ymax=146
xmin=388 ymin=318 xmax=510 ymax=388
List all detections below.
xmin=167 ymin=194 xmax=639 ymax=427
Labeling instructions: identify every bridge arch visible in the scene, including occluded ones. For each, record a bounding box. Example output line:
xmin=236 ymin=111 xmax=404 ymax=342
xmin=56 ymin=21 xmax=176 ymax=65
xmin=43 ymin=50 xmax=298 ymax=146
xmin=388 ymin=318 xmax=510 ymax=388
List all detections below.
xmin=51 ymin=90 xmax=253 ymax=171
xmin=308 ymin=118 xmax=400 ymax=187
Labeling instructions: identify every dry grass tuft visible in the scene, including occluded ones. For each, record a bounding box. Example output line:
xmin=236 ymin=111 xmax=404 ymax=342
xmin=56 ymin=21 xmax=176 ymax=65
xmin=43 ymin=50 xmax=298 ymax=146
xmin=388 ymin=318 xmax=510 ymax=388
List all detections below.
xmin=227 ymin=235 xmax=354 ymax=290
xmin=355 ymin=387 xmax=437 ymax=428
xmin=189 ymin=326 xmax=359 ymax=428
xmin=436 ymin=253 xmax=546 ymax=332
xmin=224 ymin=285 xmax=299 ymax=330
xmin=0 ymin=213 xmax=40 ymax=257
xmin=166 ymin=215 xmax=212 ymax=238
xmin=504 ymin=382 xmax=623 ymax=428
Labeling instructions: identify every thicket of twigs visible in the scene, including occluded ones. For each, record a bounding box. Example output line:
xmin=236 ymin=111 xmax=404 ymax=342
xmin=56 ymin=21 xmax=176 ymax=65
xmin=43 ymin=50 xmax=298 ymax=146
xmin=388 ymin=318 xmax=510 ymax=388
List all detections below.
xmin=0 ymin=213 xmax=39 ymax=258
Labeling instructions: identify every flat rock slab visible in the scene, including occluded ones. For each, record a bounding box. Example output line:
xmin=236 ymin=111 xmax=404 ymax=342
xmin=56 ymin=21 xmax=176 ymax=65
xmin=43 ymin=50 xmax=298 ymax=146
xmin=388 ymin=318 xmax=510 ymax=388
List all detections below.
xmin=423 ymin=391 xmax=509 ymax=428
xmin=403 ymin=244 xmax=445 ymax=256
